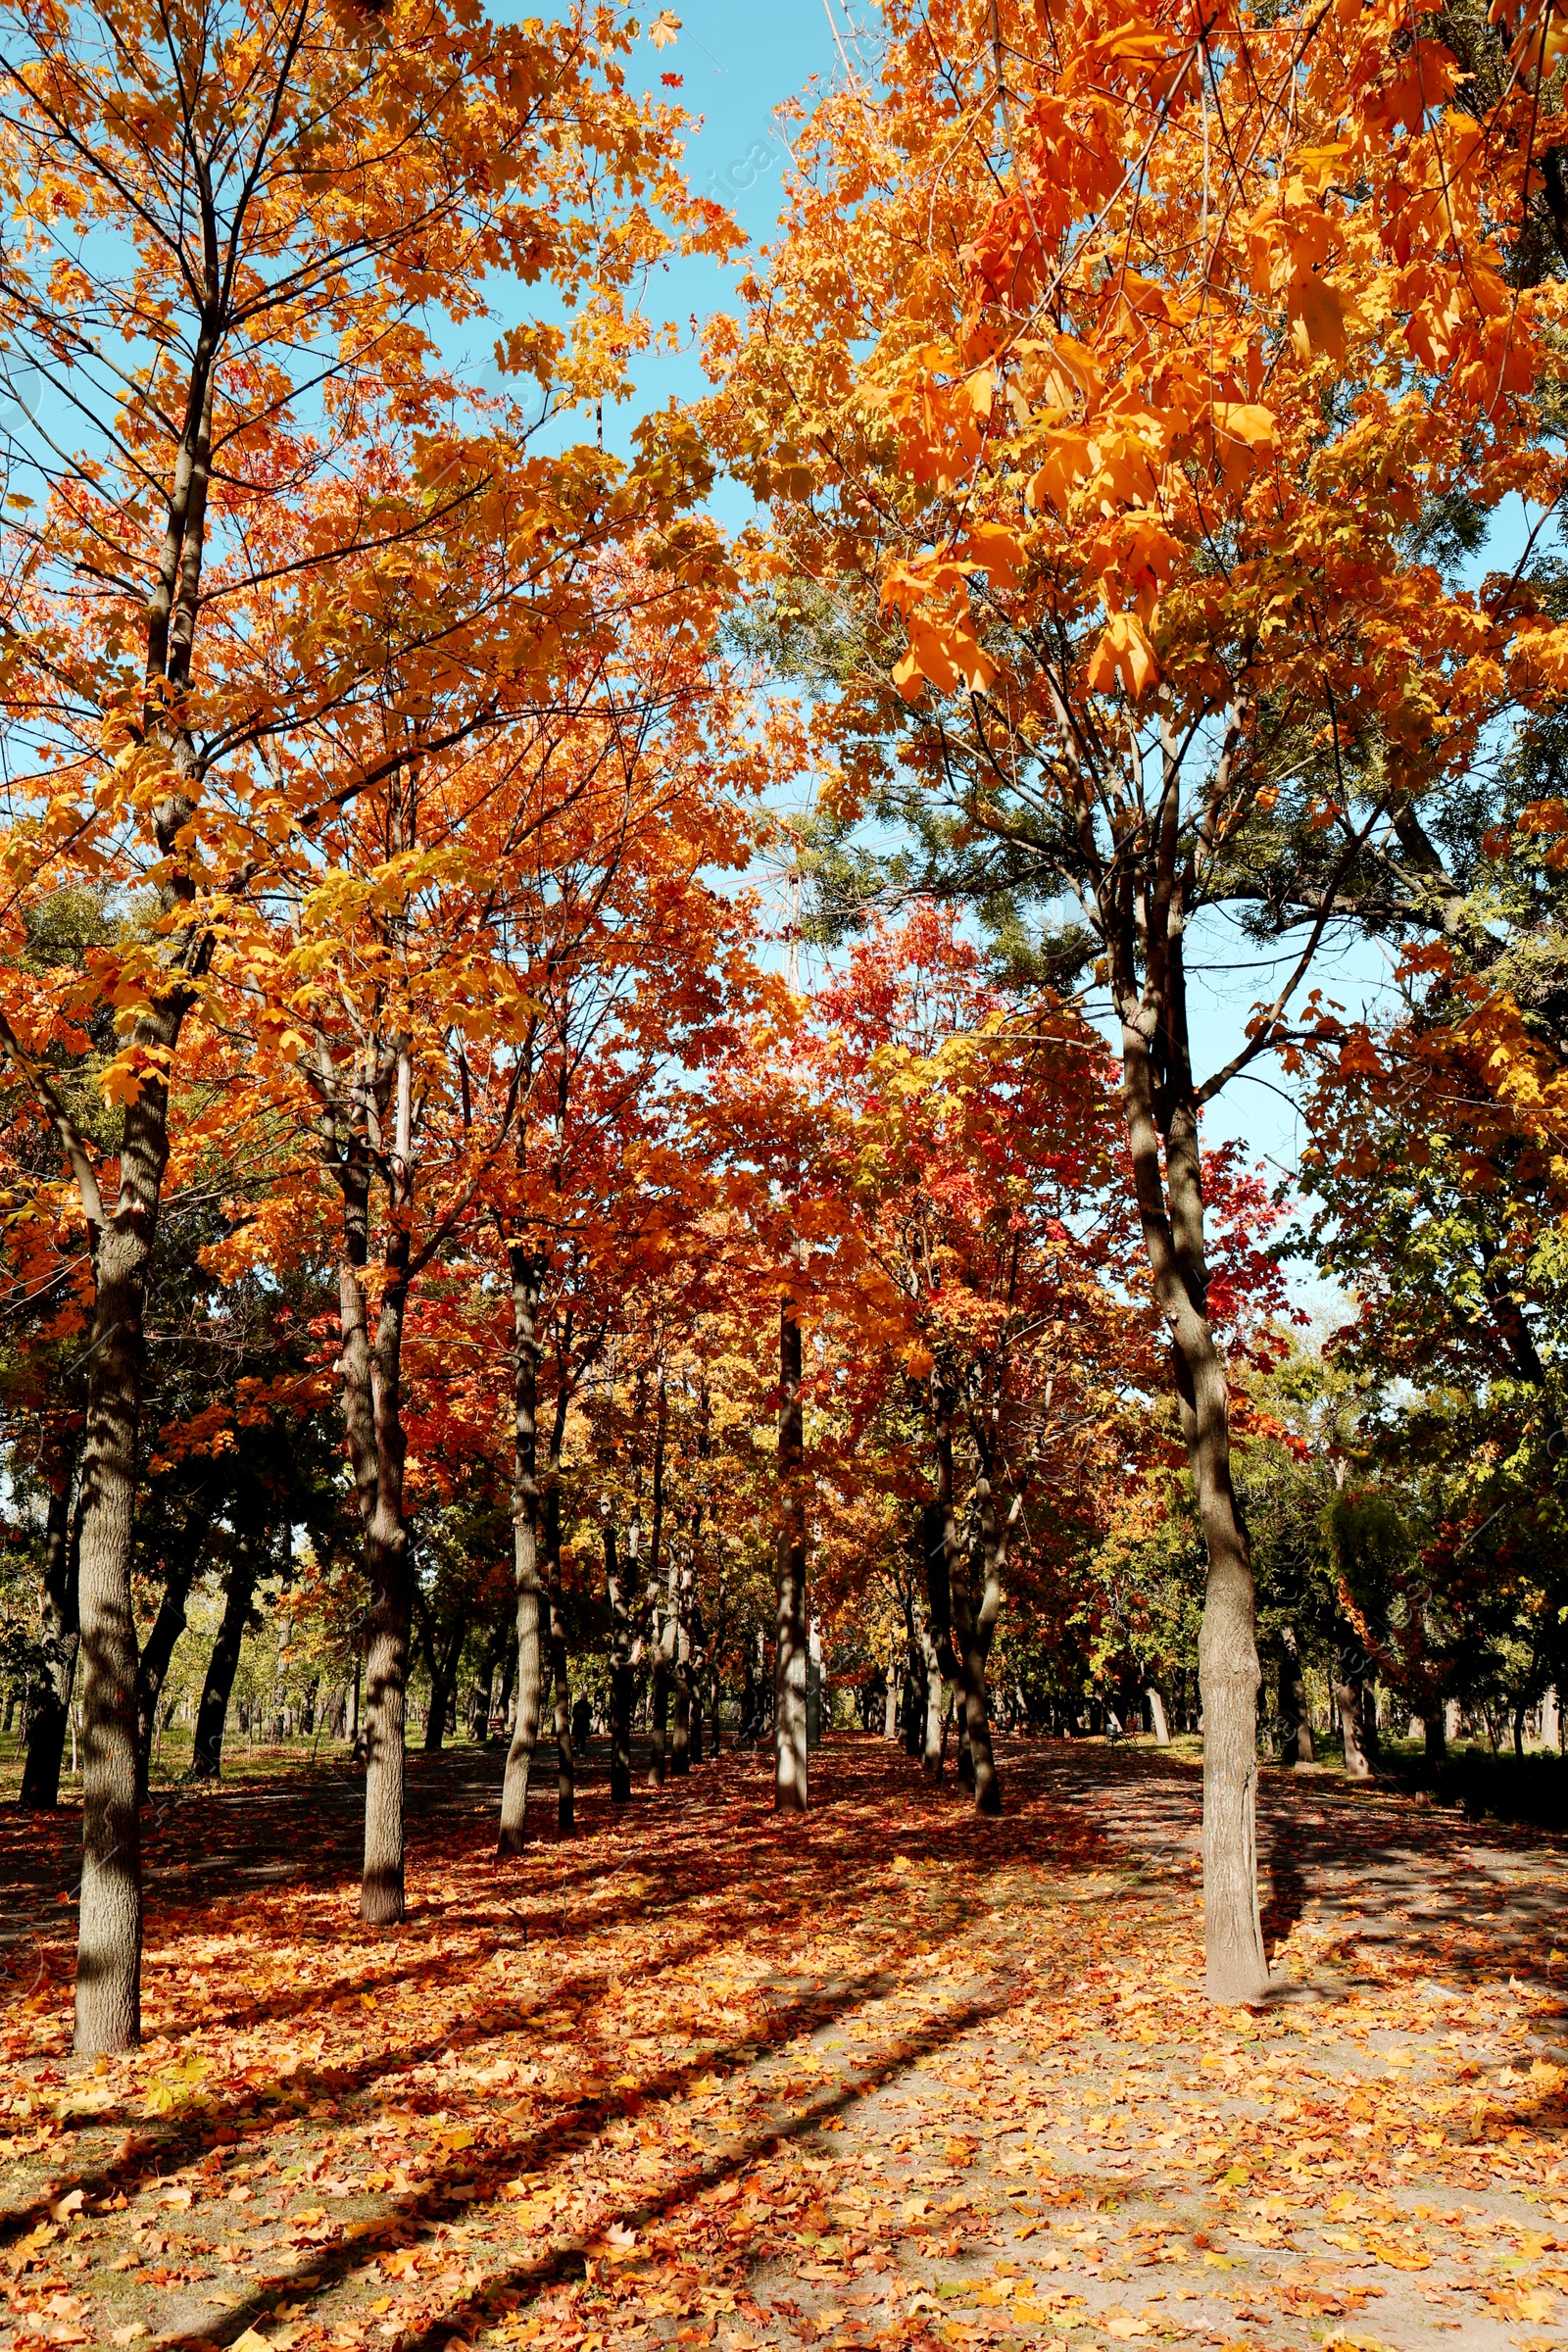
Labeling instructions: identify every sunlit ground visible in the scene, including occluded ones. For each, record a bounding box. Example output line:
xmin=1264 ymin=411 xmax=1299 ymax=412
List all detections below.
xmin=4 ymin=1736 xmax=1567 ymax=2352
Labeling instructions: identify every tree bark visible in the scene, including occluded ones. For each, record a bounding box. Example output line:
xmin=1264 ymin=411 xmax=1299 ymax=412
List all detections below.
xmin=346 ymin=1642 xmax=362 ymax=1750
xmin=72 ymin=994 xmax=193 ymax=2055
xmin=73 ymin=334 xmax=220 ymax=2052
xmin=1116 ymin=892 xmax=1269 ymax=2003
xmin=775 ymin=1294 xmax=808 ymax=1812
xmin=338 ymin=1121 xmax=415 ymax=1925
xmin=135 ymin=1560 xmax=196 ymax=1800
xmin=1278 ymin=1622 xmax=1313 ymax=1764
xmin=647 ymin=1380 xmax=670 ymax=1789
xmin=190 ymin=1546 xmax=260 ymax=1778
xmin=689 ymin=1598 xmax=707 ymax=1763
xmin=903 ymin=1588 xmax=924 ymax=1758
xmin=671 ymin=1561 xmax=692 ymax=1777
xmin=540 ymin=1455 xmax=573 ymax=1838
xmin=550 ymin=1575 xmax=573 ymax=1835
xmin=418 ymin=1606 xmax=466 ymax=1755
xmin=606 ymin=1519 xmax=633 ymax=1803
xmin=1147 ymin=1685 xmax=1171 ymax=1745
xmin=0 ymin=322 xmax=218 ymax=2053
xmin=675 ymin=1388 xmax=710 ymax=1777
xmin=919 ymin=1499 xmax=952 ymax=1780
xmin=498 ymin=1250 xmax=546 ymax=1854
xmin=649 ymin=1640 xmax=670 ymax=1785
xmin=1334 ymin=1653 xmax=1373 ymax=1779
xmin=494 ymin=1634 xmax=516 ymax=1741
xmin=21 ymin=1447 xmax=80 ymax=1811
xmin=951 ymin=1432 xmax=1005 ymax=1815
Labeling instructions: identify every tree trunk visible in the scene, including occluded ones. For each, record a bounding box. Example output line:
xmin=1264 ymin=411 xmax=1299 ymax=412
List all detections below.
xmin=21 ymin=1447 xmax=80 ymax=1811
xmin=671 ymin=1567 xmax=692 ymax=1778
xmin=649 ymin=1642 xmax=670 ymax=1786
xmin=950 ymin=1439 xmax=1004 ymax=1815
xmin=884 ymin=1672 xmax=897 ymax=1740
xmin=922 ymin=1641 xmax=944 ymax=1776
xmin=191 ymin=1549 xmax=260 ymax=1778
xmin=667 ymin=1552 xmax=691 ymax=1768
xmin=919 ymin=1499 xmax=951 ymax=1782
xmin=495 ymin=1635 xmax=516 ymax=1741
xmin=499 ymin=1250 xmax=545 ymax=1857
xmin=68 ymin=319 xmax=222 ymax=2054
xmin=647 ymin=1382 xmax=670 ymax=1789
xmin=135 ymin=1561 xmax=195 ymax=1800
xmin=689 ymin=1607 xmax=706 ymax=1764
xmin=606 ymin=1520 xmax=633 ymax=1804
xmin=550 ymin=1578 xmax=573 ymax=1835
xmin=1278 ymin=1622 xmax=1312 ymax=1764
xmin=904 ymin=1603 xmax=924 ymax=1758
xmin=775 ymin=1294 xmax=808 ymax=1812
xmin=321 ymin=1074 xmax=416 ymax=1919
xmin=420 ymin=1613 xmax=466 ymax=1755
xmin=533 ymin=1379 xmax=574 ymax=1837
xmin=352 ymin=1205 xmax=413 ymax=1928
xmin=470 ymin=1626 xmax=502 ymax=1740
xmin=1117 ymin=972 xmax=1268 ymax=2004
xmin=346 ymin=1645 xmax=362 ymax=1749
xmin=1334 ymin=1658 xmax=1373 ymax=1779
xmin=1147 ymin=1685 xmax=1171 ymax=1745
xmin=74 ymin=1000 xmax=187 ymax=2054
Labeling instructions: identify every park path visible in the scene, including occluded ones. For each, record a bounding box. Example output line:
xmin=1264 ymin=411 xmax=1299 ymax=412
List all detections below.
xmin=3 ymin=1737 xmax=1567 ymax=2352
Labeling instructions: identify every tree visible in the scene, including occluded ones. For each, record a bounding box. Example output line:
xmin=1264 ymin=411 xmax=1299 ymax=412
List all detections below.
xmin=711 ymin=0 xmax=1568 ymax=1998
xmin=806 ymin=904 xmax=1153 ymax=1810
xmin=0 ymin=0 xmax=739 ymax=2015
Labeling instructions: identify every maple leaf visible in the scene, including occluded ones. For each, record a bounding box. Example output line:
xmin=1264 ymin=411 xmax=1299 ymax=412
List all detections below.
xmin=98 ymin=1057 xmax=145 ymax=1109
xmin=1086 ymin=612 xmax=1157 ymax=702
xmin=649 ymin=10 xmax=681 ymax=45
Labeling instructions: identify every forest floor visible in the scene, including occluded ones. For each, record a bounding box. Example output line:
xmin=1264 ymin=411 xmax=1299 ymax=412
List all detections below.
xmin=3 ymin=1735 xmax=1568 ymax=2352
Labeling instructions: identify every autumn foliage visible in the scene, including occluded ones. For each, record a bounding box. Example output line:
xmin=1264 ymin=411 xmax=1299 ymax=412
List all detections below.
xmin=3 ymin=26 xmax=1568 ymax=2343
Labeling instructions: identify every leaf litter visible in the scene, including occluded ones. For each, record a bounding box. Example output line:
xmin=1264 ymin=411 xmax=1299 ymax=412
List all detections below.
xmin=4 ymin=1738 xmax=1568 ymax=2352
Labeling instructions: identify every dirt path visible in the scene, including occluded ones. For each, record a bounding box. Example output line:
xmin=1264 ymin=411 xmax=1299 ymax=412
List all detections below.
xmin=3 ymin=1738 xmax=1566 ymax=2352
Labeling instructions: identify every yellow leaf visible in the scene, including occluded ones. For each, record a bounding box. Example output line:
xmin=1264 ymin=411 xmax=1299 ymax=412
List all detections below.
xmin=1087 ymin=611 xmax=1157 ymax=701
xmin=100 ymin=1058 xmax=144 ymax=1108
xmin=961 ymin=521 xmax=1023 ymax=590
xmin=1212 ymin=402 xmax=1275 ymax=449
xmin=1290 ymin=276 xmax=1360 ymax=364
xmin=1366 ymin=2237 xmax=1432 ymax=2271
xmin=649 ymin=9 xmax=680 ymax=45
